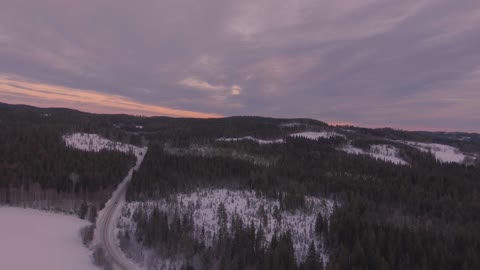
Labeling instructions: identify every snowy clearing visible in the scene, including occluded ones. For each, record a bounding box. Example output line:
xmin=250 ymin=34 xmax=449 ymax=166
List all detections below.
xmin=0 ymin=207 xmax=98 ymax=270
xmin=341 ymin=144 xmax=409 ymax=165
xmin=289 ymin=131 xmax=345 ymax=140
xmin=119 ymin=189 xmax=335 ymax=266
xmin=401 ymin=141 xmax=466 ymax=163
xmin=217 ymin=136 xmax=284 ymax=144
xmin=63 ymin=133 xmax=147 ymax=160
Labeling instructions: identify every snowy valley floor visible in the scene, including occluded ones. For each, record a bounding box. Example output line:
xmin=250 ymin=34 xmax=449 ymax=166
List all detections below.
xmin=0 ymin=207 xmax=98 ymax=270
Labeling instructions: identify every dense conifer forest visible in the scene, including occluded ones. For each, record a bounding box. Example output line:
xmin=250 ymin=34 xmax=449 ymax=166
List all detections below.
xmin=126 ymin=121 xmax=480 ymax=270
xmin=0 ymin=104 xmax=137 ymax=215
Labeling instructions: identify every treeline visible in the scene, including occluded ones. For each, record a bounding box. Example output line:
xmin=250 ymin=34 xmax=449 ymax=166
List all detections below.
xmin=136 ymin=116 xmax=328 ymax=147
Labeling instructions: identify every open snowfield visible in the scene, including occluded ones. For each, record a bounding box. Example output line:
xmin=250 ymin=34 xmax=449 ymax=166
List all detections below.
xmin=341 ymin=144 xmax=409 ymax=165
xmin=119 ymin=189 xmax=335 ymax=265
xmin=63 ymin=133 xmax=147 ymax=160
xmin=401 ymin=141 xmax=466 ymax=163
xmin=0 ymin=207 xmax=97 ymax=270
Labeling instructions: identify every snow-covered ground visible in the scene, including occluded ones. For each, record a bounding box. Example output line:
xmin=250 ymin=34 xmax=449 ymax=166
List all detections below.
xmin=217 ymin=136 xmax=284 ymax=144
xmin=63 ymin=133 xmax=147 ymax=160
xmin=0 ymin=207 xmax=98 ymax=270
xmin=341 ymin=144 xmax=409 ymax=165
xmin=400 ymin=141 xmax=466 ymax=163
xmin=217 ymin=131 xmax=345 ymax=145
xmin=119 ymin=189 xmax=335 ymax=267
xmin=341 ymin=144 xmax=364 ymax=155
xmin=289 ymin=131 xmax=345 ymax=140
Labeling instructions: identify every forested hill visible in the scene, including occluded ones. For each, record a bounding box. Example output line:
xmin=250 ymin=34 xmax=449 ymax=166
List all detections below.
xmin=1 ymin=102 xmax=480 ymax=270
xmin=2 ymin=102 xmax=477 ymax=149
xmin=0 ymin=103 xmax=143 ymax=218
xmin=124 ymin=127 xmax=480 ymax=270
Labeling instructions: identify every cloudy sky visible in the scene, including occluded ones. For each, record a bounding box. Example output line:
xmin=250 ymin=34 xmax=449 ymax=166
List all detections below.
xmin=0 ymin=0 xmax=479 ymax=132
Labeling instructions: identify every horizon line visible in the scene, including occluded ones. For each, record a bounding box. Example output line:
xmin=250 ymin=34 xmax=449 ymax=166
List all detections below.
xmin=2 ymin=101 xmax=477 ymax=135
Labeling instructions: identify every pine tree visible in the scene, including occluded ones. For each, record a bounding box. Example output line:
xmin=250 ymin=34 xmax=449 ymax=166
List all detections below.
xmin=315 ymin=213 xmax=325 ymax=237
xmin=304 ymin=241 xmax=319 ymax=270
xmin=217 ymin=202 xmax=228 ymax=234
xmin=79 ymin=200 xmax=88 ymax=219
xmin=88 ymin=205 xmax=98 ymax=223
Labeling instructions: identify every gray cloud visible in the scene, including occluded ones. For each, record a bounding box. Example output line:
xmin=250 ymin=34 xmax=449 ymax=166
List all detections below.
xmin=0 ymin=0 xmax=479 ymax=131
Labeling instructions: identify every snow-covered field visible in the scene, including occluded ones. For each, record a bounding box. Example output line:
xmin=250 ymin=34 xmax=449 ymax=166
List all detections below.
xmin=63 ymin=133 xmax=147 ymax=160
xmin=119 ymin=189 xmax=335 ymax=267
xmin=400 ymin=141 xmax=466 ymax=163
xmin=341 ymin=144 xmax=409 ymax=165
xmin=0 ymin=207 xmax=98 ymax=270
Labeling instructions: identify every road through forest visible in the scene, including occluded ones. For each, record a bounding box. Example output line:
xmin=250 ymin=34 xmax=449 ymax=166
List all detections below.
xmin=95 ymin=148 xmax=147 ymax=270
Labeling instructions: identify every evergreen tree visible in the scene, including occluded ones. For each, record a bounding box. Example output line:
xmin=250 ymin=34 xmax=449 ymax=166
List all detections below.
xmin=79 ymin=200 xmax=88 ymax=219
xmin=304 ymin=241 xmax=320 ymax=270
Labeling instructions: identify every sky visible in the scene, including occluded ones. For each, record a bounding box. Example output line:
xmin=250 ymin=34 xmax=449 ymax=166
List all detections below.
xmin=0 ymin=0 xmax=479 ymax=132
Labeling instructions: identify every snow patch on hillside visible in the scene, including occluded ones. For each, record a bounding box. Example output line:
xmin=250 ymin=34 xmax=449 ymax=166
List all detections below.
xmin=280 ymin=122 xmax=303 ymax=128
xmin=341 ymin=144 xmax=365 ymax=155
xmin=217 ymin=136 xmax=284 ymax=144
xmin=217 ymin=131 xmax=345 ymax=145
xmin=0 ymin=207 xmax=98 ymax=270
xmin=289 ymin=131 xmax=345 ymax=140
xmin=341 ymin=144 xmax=409 ymax=165
xmin=401 ymin=141 xmax=466 ymax=163
xmin=119 ymin=189 xmax=335 ymax=265
xmin=63 ymin=133 xmax=147 ymax=160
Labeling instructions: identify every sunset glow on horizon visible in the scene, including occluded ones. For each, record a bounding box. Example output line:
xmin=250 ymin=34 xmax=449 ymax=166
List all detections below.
xmin=0 ymin=75 xmax=221 ymax=118
xmin=0 ymin=0 xmax=479 ymax=132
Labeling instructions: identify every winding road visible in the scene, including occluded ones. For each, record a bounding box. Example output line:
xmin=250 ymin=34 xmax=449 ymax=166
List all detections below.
xmin=95 ymin=148 xmax=147 ymax=270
